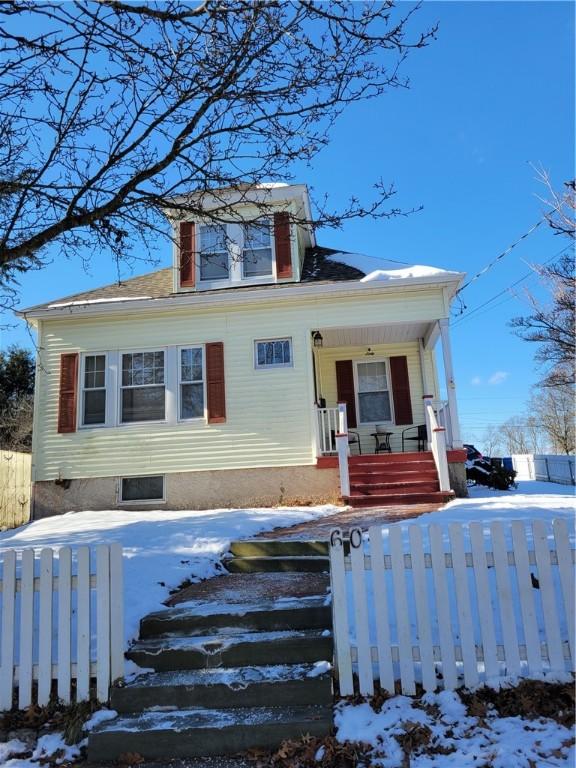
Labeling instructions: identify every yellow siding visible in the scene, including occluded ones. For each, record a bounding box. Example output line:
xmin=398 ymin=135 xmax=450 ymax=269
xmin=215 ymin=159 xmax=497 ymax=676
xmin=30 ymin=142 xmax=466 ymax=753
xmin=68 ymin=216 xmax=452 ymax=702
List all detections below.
xmin=34 ymin=288 xmax=446 ymax=480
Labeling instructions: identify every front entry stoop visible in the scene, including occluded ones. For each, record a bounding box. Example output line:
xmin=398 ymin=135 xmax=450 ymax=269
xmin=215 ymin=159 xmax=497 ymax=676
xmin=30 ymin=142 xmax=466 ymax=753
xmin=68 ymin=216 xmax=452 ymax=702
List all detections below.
xmin=87 ymin=544 xmax=333 ymax=763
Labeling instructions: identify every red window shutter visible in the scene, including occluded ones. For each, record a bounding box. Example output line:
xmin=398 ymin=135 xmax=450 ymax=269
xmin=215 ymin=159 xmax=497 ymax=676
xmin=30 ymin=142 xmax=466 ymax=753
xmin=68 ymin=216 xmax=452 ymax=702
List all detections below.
xmin=58 ymin=353 xmax=79 ymax=433
xmin=206 ymin=342 xmax=226 ymax=424
xmin=335 ymin=360 xmax=357 ymax=428
xmin=274 ymin=212 xmax=292 ymax=279
xmin=179 ymin=221 xmax=196 ymax=288
xmin=390 ymin=356 xmax=413 ymax=426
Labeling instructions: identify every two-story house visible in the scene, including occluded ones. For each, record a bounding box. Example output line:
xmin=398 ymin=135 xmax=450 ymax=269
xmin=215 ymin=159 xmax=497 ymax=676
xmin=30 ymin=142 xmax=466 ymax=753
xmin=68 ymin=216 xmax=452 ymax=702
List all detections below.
xmin=18 ymin=183 xmax=467 ymax=516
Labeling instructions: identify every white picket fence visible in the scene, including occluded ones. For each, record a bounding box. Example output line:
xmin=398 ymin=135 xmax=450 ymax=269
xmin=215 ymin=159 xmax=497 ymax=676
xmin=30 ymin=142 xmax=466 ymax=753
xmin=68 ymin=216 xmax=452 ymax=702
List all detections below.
xmin=0 ymin=544 xmax=124 ymax=710
xmin=329 ymin=519 xmax=575 ymax=696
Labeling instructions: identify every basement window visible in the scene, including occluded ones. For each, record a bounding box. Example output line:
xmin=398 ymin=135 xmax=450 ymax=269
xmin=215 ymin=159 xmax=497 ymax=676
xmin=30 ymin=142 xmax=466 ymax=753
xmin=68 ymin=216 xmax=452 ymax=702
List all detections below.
xmin=120 ymin=475 xmax=165 ymax=503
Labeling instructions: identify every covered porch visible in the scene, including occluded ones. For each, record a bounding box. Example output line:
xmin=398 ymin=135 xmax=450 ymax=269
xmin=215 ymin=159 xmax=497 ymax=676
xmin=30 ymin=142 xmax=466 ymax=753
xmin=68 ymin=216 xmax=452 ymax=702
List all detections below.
xmin=311 ymin=318 xmax=462 ymax=458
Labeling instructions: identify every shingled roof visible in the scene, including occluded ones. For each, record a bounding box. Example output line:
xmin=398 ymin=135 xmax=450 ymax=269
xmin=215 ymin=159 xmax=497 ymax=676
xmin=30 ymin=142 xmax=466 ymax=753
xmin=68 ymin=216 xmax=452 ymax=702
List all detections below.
xmin=21 ymin=246 xmax=374 ymax=312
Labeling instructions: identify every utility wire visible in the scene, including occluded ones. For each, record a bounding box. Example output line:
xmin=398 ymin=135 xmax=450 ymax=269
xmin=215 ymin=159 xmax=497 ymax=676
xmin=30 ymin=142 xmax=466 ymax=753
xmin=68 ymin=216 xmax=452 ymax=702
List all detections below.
xmin=455 ymin=218 xmax=545 ymax=300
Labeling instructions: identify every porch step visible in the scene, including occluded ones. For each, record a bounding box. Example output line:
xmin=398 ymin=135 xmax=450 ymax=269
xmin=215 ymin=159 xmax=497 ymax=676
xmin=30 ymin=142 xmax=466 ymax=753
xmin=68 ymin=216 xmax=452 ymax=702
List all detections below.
xmin=140 ymin=598 xmax=331 ymax=637
xmin=126 ymin=628 xmax=333 ymax=671
xmin=230 ymin=540 xmax=328 ymax=557
xmin=349 ymin=469 xmax=439 ymax=482
xmin=111 ymin=663 xmax=332 ymax=713
xmin=350 ymin=481 xmax=440 ymax=495
xmin=349 ymin=451 xmax=434 ymax=464
xmin=347 ymin=491 xmax=454 ymax=508
xmin=87 ymin=705 xmax=333 ymax=762
xmin=223 ymin=555 xmax=329 ymax=574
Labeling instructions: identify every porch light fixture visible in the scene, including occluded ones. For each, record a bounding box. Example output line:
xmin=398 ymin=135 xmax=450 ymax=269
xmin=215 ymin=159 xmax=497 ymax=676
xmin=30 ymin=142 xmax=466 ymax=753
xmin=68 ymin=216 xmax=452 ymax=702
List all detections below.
xmin=312 ymin=331 xmax=323 ymax=348
xmin=365 ymin=347 xmax=375 ymax=356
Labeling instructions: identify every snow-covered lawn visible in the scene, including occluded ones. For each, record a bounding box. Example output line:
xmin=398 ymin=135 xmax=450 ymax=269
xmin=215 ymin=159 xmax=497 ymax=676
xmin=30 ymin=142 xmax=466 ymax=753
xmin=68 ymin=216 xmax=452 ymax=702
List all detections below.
xmin=0 ymin=504 xmax=339 ymax=646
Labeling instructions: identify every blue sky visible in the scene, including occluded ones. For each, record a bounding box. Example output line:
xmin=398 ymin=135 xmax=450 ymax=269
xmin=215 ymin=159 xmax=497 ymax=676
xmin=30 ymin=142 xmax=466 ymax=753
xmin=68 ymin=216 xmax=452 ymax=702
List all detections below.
xmin=1 ymin=1 xmax=574 ymax=451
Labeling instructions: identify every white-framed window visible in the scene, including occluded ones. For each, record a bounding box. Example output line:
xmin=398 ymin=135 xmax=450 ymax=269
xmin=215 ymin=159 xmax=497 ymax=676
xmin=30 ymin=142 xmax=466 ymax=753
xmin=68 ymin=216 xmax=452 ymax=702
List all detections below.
xmin=179 ymin=346 xmax=205 ymax=420
xmin=199 ymin=223 xmax=229 ymax=281
xmin=242 ymin=219 xmax=273 ymax=278
xmin=355 ymin=359 xmax=392 ymax=424
xmin=120 ymin=475 xmax=165 ymax=503
xmin=254 ymin=338 xmax=293 ymax=369
xmin=120 ymin=350 xmax=166 ymax=423
xmin=81 ymin=353 xmax=107 ymax=426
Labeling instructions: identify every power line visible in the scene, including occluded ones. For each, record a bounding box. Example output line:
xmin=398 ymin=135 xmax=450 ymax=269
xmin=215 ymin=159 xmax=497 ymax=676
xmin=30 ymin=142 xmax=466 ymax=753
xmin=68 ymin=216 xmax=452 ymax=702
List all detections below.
xmin=455 ymin=218 xmax=545 ymax=300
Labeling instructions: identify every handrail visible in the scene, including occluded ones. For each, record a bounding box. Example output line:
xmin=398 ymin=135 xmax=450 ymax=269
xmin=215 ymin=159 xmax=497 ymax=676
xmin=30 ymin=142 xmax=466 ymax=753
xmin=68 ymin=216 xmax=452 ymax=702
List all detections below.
xmin=423 ymin=396 xmax=451 ymax=492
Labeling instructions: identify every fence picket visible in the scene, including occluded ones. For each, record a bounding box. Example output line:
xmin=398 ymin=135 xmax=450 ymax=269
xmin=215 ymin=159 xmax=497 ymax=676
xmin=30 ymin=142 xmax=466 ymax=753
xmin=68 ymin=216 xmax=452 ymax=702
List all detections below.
xmin=328 ymin=529 xmax=354 ymax=696
xmin=96 ymin=545 xmax=111 ymax=702
xmin=553 ymin=519 xmax=575 ymax=664
xmin=448 ymin=524 xmax=479 ymax=688
xmin=408 ymin=525 xmax=436 ymax=691
xmin=389 ymin=526 xmax=415 ymax=694
xmin=532 ymin=520 xmax=565 ymax=672
xmin=469 ymin=523 xmax=499 ymax=681
xmin=428 ymin=524 xmax=458 ymax=689
xmin=57 ymin=547 xmax=72 ymax=704
xmin=349 ymin=528 xmax=373 ymax=695
xmin=109 ymin=542 xmax=125 ymax=682
xmin=76 ymin=547 xmax=91 ymax=702
xmin=511 ymin=521 xmax=542 ymax=674
xmin=0 ymin=551 xmax=16 ymax=710
xmin=37 ymin=549 xmax=54 ymax=706
xmin=368 ymin=525 xmax=395 ymax=693
xmin=18 ymin=549 xmax=34 ymax=709
xmin=490 ymin=522 xmax=521 ymax=676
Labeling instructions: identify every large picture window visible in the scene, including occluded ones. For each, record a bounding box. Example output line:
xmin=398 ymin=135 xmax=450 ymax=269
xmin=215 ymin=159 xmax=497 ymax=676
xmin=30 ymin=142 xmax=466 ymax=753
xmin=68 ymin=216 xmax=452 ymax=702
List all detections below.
xmin=179 ymin=347 xmax=204 ymax=420
xmin=199 ymin=224 xmax=228 ymax=281
xmin=121 ymin=351 xmax=165 ymax=423
xmin=81 ymin=354 xmax=106 ymax=426
xmin=356 ymin=360 xmax=392 ymax=423
xmin=243 ymin=220 xmax=273 ymax=278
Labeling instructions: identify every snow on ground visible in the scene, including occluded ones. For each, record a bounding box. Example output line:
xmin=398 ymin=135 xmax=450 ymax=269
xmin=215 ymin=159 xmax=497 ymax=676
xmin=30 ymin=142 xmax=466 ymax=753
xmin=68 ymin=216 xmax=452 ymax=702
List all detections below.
xmin=335 ymin=689 xmax=575 ymax=768
xmin=0 ymin=504 xmax=338 ymax=647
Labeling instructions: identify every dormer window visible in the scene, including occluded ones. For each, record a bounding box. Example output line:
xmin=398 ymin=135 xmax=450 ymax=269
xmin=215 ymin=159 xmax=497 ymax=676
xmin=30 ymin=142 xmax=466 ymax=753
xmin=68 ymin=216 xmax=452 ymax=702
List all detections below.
xmin=243 ymin=220 xmax=273 ymax=278
xmin=199 ymin=224 xmax=228 ymax=281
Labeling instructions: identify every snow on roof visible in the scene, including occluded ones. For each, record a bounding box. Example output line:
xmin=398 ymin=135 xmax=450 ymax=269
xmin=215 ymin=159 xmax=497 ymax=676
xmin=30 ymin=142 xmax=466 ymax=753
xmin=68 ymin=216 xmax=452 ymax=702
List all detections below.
xmin=48 ymin=296 xmax=153 ymax=308
xmin=324 ymin=251 xmax=460 ymax=283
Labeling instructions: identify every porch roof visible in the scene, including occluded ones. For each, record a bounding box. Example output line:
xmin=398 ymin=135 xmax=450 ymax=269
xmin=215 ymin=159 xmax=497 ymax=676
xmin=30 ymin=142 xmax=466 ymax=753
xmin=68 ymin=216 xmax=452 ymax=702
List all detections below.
xmin=315 ymin=322 xmax=433 ymax=347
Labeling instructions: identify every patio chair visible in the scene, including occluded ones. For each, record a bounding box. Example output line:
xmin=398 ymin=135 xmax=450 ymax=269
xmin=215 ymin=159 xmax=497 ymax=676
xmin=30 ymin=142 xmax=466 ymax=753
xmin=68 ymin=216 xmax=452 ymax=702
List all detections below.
xmin=401 ymin=424 xmax=427 ymax=452
xmin=330 ymin=429 xmax=362 ymax=455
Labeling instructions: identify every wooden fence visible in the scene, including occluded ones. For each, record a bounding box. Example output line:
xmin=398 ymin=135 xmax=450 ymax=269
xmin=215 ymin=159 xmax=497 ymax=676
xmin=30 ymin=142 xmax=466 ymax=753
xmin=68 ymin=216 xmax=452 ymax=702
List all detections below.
xmin=0 ymin=451 xmax=31 ymax=530
xmin=329 ymin=519 xmax=575 ymax=695
xmin=0 ymin=544 xmax=124 ymax=710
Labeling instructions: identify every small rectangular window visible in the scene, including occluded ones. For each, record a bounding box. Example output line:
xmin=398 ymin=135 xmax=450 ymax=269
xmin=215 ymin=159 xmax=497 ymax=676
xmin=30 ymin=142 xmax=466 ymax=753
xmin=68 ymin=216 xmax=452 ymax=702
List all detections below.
xmin=199 ymin=224 xmax=229 ymax=281
xmin=180 ymin=347 xmax=204 ymax=420
xmin=243 ymin=220 xmax=272 ymax=278
xmin=121 ymin=351 xmax=165 ymax=423
xmin=255 ymin=338 xmax=292 ymax=369
xmin=82 ymin=354 xmax=106 ymax=426
xmin=120 ymin=475 xmax=165 ymax=503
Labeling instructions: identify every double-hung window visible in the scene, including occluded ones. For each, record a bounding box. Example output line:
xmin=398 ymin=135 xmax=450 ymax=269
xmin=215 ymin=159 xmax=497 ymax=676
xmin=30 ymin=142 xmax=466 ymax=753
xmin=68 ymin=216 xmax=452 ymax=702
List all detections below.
xmin=121 ymin=351 xmax=165 ymax=423
xmin=199 ymin=224 xmax=228 ymax=281
xmin=81 ymin=354 xmax=107 ymax=426
xmin=356 ymin=360 xmax=392 ymax=423
xmin=243 ymin=220 xmax=273 ymax=278
xmin=179 ymin=347 xmax=204 ymax=420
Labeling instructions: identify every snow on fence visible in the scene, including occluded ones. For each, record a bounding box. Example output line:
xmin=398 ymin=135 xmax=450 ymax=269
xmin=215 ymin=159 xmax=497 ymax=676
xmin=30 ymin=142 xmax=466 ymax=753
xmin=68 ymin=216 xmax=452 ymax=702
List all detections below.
xmin=506 ymin=454 xmax=575 ymax=485
xmin=0 ymin=544 xmax=124 ymax=711
xmin=0 ymin=451 xmax=31 ymax=531
xmin=329 ymin=520 xmax=575 ymax=696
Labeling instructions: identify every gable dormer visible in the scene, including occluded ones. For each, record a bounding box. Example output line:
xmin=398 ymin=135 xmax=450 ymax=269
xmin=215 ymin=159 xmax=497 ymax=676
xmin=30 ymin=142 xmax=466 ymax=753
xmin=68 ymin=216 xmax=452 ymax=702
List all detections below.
xmin=170 ymin=183 xmax=314 ymax=292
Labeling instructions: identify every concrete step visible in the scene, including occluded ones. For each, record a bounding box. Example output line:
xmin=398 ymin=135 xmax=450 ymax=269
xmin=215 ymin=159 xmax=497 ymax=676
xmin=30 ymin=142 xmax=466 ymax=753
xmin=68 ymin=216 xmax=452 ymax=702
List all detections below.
xmin=126 ymin=628 xmax=333 ymax=671
xmin=229 ymin=540 xmax=329 ymax=557
xmin=140 ymin=597 xmax=331 ymax=638
xmin=87 ymin=705 xmax=333 ymax=762
xmin=347 ymin=491 xmax=454 ymax=508
xmin=111 ymin=663 xmax=332 ymax=713
xmin=223 ymin=556 xmax=329 ymax=574
xmin=349 ymin=451 xmax=433 ymax=465
xmin=349 ymin=481 xmax=440 ymax=495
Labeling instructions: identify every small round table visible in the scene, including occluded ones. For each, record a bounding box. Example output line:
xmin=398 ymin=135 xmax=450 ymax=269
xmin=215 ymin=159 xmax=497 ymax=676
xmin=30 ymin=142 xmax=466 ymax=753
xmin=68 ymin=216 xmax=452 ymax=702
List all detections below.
xmin=371 ymin=431 xmax=393 ymax=453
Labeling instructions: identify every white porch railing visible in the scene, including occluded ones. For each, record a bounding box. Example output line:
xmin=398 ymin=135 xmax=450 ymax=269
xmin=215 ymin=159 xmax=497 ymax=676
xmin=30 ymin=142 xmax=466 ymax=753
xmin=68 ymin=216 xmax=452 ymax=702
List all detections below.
xmin=315 ymin=406 xmax=341 ymax=455
xmin=430 ymin=400 xmax=452 ymax=448
xmin=424 ymin=396 xmax=451 ymax=492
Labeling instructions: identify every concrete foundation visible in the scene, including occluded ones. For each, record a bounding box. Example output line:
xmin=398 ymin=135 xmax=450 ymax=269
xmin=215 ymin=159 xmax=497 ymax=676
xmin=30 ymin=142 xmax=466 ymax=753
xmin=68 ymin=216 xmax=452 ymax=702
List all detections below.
xmin=448 ymin=461 xmax=468 ymax=498
xmin=32 ymin=465 xmax=341 ymax=518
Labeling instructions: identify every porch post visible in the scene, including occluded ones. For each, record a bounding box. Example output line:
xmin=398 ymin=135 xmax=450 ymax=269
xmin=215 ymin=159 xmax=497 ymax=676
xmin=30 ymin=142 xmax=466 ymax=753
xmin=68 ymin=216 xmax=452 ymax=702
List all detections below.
xmin=438 ymin=318 xmax=463 ymax=449
xmin=418 ymin=338 xmax=430 ymax=396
